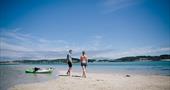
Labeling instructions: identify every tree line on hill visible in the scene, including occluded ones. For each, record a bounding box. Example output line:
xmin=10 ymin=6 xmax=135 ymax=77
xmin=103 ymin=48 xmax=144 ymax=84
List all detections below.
xmin=1 ymin=58 xmax=96 ymax=64
xmin=113 ymin=54 xmax=170 ymax=62
xmin=0 ymin=54 xmax=170 ymax=64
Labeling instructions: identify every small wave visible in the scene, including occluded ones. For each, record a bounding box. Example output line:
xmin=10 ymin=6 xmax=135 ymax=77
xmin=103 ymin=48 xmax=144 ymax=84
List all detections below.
xmin=161 ymin=68 xmax=170 ymax=70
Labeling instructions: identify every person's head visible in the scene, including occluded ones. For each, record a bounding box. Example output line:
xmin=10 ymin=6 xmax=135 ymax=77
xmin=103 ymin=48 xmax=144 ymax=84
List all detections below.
xmin=82 ymin=51 xmax=85 ymax=55
xmin=69 ymin=49 xmax=72 ymax=54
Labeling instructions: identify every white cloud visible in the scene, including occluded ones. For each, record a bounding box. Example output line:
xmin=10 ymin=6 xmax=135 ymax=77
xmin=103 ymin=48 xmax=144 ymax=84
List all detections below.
xmin=94 ymin=35 xmax=103 ymax=39
xmin=0 ymin=29 xmax=169 ymax=60
xmin=85 ymin=35 xmax=110 ymax=51
xmin=159 ymin=47 xmax=170 ymax=51
xmin=89 ymin=47 xmax=170 ymax=59
xmin=0 ymin=29 xmax=88 ymax=60
xmin=101 ymin=0 xmax=143 ymax=14
xmin=0 ymin=41 xmax=32 ymax=51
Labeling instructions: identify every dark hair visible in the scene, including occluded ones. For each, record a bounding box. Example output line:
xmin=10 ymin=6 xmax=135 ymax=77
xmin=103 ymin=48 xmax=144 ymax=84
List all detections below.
xmin=69 ymin=49 xmax=72 ymax=52
xmin=82 ymin=51 xmax=85 ymax=55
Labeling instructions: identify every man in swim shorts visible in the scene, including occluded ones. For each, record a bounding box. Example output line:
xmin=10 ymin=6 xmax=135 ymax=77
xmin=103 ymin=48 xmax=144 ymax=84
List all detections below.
xmin=80 ymin=51 xmax=88 ymax=78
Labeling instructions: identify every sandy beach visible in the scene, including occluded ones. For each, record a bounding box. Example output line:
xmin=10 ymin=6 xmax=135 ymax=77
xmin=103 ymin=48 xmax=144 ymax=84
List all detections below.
xmin=9 ymin=71 xmax=170 ymax=90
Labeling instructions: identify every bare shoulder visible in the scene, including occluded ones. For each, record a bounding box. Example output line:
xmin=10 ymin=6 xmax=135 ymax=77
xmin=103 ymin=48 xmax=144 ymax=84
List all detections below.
xmin=85 ymin=55 xmax=88 ymax=58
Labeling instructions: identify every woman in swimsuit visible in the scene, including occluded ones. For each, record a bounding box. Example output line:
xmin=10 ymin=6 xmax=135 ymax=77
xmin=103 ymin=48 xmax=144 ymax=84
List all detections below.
xmin=80 ymin=51 xmax=88 ymax=78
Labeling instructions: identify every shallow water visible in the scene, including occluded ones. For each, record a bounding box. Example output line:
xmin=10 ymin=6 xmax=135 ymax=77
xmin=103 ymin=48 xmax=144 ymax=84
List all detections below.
xmin=0 ymin=61 xmax=170 ymax=90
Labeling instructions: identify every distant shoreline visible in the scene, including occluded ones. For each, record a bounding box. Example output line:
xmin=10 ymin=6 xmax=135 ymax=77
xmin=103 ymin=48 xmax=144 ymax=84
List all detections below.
xmin=1 ymin=54 xmax=170 ymax=65
xmin=1 ymin=60 xmax=170 ymax=65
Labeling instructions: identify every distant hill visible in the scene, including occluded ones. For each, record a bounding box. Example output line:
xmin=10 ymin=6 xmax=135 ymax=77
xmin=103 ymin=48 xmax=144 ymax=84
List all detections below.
xmin=0 ymin=54 xmax=170 ymax=64
xmin=114 ymin=54 xmax=170 ymax=62
xmin=0 ymin=58 xmax=96 ymax=64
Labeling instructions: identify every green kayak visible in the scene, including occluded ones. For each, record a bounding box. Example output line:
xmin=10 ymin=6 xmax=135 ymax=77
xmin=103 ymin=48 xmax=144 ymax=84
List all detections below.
xmin=25 ymin=68 xmax=53 ymax=73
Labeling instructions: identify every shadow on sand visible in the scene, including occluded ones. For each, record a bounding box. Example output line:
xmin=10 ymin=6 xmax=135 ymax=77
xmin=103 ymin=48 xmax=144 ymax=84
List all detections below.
xmin=58 ymin=75 xmax=81 ymax=77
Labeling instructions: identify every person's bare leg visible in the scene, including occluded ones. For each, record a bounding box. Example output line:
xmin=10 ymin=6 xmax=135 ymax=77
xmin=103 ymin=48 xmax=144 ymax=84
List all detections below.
xmin=82 ymin=66 xmax=84 ymax=77
xmin=69 ymin=67 xmax=72 ymax=76
xmin=84 ymin=67 xmax=87 ymax=78
xmin=67 ymin=67 xmax=70 ymax=76
xmin=82 ymin=66 xmax=86 ymax=78
xmin=84 ymin=66 xmax=87 ymax=78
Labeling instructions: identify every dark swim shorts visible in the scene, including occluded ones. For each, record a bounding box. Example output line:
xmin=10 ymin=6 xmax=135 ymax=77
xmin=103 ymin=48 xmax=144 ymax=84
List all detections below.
xmin=81 ymin=63 xmax=87 ymax=67
xmin=68 ymin=61 xmax=72 ymax=67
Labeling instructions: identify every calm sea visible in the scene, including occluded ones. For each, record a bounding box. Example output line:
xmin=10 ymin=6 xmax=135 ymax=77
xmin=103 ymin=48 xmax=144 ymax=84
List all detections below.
xmin=0 ymin=61 xmax=170 ymax=90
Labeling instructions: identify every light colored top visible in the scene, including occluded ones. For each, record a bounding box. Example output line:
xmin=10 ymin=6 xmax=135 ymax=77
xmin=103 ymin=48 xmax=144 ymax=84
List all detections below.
xmin=67 ymin=53 xmax=72 ymax=62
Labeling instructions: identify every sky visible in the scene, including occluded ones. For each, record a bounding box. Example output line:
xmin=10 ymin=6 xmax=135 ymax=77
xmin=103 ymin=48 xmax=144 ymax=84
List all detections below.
xmin=0 ymin=0 xmax=170 ymax=60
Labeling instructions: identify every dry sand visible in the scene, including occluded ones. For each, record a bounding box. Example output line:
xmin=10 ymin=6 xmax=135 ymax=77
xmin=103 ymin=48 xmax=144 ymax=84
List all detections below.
xmin=9 ymin=71 xmax=170 ymax=90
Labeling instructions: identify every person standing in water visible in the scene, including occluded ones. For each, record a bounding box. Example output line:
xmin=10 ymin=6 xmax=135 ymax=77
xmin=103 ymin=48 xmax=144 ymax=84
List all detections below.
xmin=80 ymin=51 xmax=88 ymax=78
xmin=66 ymin=50 xmax=73 ymax=76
